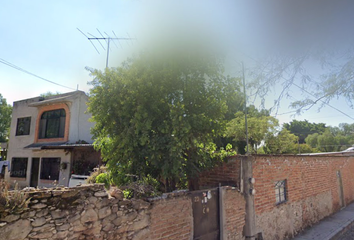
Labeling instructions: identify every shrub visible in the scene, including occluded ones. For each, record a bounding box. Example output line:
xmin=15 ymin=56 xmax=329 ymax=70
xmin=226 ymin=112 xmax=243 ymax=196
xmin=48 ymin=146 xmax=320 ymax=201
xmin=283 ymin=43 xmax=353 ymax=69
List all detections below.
xmin=86 ymin=166 xmax=108 ymax=184
xmin=0 ymin=181 xmax=31 ymax=217
xmin=95 ymin=173 xmax=110 ymax=189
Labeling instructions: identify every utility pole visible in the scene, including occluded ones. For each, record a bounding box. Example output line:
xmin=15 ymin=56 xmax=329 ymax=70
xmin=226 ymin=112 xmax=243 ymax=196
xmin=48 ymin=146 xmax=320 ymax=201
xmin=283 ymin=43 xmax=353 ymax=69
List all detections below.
xmin=78 ymin=28 xmax=135 ymax=69
xmin=242 ymin=61 xmax=249 ymax=154
xmin=240 ymin=62 xmax=258 ymax=239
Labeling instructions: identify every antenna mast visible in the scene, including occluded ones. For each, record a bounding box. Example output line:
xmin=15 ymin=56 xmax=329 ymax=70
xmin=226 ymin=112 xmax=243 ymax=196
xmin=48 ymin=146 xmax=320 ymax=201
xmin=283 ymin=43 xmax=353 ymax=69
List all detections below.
xmin=77 ymin=28 xmax=136 ymax=69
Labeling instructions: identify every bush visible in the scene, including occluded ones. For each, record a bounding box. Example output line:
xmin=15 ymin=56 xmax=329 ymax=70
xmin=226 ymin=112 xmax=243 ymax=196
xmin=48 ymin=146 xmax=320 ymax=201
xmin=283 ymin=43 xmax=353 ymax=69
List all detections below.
xmin=121 ymin=175 xmax=161 ymax=199
xmin=95 ymin=173 xmax=110 ymax=189
xmin=86 ymin=166 xmax=108 ymax=184
xmin=0 ymin=181 xmax=31 ymax=217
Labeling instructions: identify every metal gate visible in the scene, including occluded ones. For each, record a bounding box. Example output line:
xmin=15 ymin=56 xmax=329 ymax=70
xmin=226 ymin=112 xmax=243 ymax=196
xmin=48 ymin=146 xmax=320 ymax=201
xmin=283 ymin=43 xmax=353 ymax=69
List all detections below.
xmin=191 ymin=188 xmax=220 ymax=240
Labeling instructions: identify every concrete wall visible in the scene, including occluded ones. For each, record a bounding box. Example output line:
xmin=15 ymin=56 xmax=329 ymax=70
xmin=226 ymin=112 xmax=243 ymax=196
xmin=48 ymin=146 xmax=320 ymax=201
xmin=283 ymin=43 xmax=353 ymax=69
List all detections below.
xmin=67 ymin=93 xmax=95 ymax=144
xmin=7 ymin=97 xmax=40 ymax=162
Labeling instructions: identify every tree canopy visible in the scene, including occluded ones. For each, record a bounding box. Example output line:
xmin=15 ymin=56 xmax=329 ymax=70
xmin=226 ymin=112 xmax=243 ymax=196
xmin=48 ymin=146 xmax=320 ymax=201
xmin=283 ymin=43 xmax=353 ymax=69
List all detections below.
xmin=225 ymin=108 xmax=278 ymax=154
xmin=306 ymin=124 xmax=354 ymax=152
xmin=87 ymin=53 xmax=242 ymax=191
xmin=0 ymin=94 xmax=12 ymax=142
xmin=283 ymin=120 xmax=327 ymax=144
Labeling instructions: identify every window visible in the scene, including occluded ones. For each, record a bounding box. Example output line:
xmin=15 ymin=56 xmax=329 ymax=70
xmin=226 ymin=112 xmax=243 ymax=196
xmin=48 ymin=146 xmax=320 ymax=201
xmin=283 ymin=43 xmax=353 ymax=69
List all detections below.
xmin=40 ymin=158 xmax=60 ymax=180
xmin=275 ymin=180 xmax=287 ymax=204
xmin=39 ymin=109 xmax=66 ymax=139
xmin=10 ymin=158 xmax=28 ymax=178
xmin=16 ymin=117 xmax=31 ymax=136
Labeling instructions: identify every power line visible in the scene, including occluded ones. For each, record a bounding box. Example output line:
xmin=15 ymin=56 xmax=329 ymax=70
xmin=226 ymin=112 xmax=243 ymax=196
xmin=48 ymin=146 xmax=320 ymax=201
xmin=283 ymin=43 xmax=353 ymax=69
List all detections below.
xmin=0 ymin=58 xmax=76 ymax=91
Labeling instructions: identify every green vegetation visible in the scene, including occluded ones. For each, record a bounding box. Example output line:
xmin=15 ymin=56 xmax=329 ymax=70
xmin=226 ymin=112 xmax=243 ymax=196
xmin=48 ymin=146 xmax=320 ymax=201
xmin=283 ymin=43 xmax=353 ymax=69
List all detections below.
xmin=0 ymin=94 xmax=12 ymax=142
xmin=87 ymin=51 xmax=354 ymax=193
xmin=0 ymin=181 xmax=30 ymax=217
xmin=306 ymin=124 xmax=354 ymax=152
xmin=226 ymin=110 xmax=278 ymax=154
xmin=88 ymin=53 xmax=239 ymax=191
xmin=284 ymin=120 xmax=326 ymax=144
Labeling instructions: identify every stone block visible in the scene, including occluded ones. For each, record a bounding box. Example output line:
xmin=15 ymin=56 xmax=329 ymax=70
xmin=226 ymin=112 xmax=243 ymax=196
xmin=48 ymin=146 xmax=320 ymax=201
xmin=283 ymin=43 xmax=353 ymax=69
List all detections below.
xmin=81 ymin=209 xmax=98 ymax=223
xmin=0 ymin=219 xmax=32 ymax=240
xmin=2 ymin=214 xmax=20 ymax=223
xmin=21 ymin=211 xmax=36 ymax=219
xmin=94 ymin=191 xmax=108 ymax=198
xmin=56 ymin=223 xmax=70 ymax=231
xmin=98 ymin=206 xmax=112 ymax=219
xmin=109 ymin=187 xmax=124 ymax=200
xmin=36 ymin=209 xmax=49 ymax=218
xmin=28 ymin=231 xmax=53 ymax=239
xmin=31 ymin=203 xmax=47 ymax=209
xmin=31 ymin=217 xmax=46 ymax=227
xmin=51 ymin=210 xmax=68 ymax=219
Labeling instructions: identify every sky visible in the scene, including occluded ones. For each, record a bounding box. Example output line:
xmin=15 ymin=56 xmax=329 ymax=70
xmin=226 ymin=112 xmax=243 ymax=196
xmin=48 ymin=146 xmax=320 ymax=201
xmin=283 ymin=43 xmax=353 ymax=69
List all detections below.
xmin=1 ymin=1 xmax=353 ymax=128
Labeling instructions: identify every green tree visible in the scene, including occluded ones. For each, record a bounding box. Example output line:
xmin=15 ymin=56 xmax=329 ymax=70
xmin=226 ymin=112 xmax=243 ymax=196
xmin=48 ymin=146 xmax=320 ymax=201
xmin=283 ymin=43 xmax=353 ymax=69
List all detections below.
xmin=226 ymin=110 xmax=278 ymax=154
xmin=306 ymin=125 xmax=354 ymax=152
xmin=264 ymin=128 xmax=299 ymax=154
xmin=88 ymin=53 xmax=240 ymax=191
xmin=0 ymin=94 xmax=12 ymax=142
xmin=283 ymin=120 xmax=326 ymax=144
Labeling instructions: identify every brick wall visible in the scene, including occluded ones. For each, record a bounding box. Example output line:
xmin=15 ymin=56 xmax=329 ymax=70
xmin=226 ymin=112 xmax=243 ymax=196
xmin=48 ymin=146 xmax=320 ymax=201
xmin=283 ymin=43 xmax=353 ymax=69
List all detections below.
xmin=252 ymin=155 xmax=354 ymax=239
xmin=150 ymin=193 xmax=193 ymax=240
xmin=150 ymin=188 xmax=246 ymax=240
xmin=222 ymin=187 xmax=245 ymax=240
xmin=197 ymin=154 xmax=354 ymax=239
xmin=198 ymin=156 xmax=244 ymax=189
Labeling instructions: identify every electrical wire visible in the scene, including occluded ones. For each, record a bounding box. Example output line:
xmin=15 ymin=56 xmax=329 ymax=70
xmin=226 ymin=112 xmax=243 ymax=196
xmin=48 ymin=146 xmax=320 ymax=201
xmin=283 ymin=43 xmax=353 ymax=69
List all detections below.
xmin=0 ymin=58 xmax=76 ymax=91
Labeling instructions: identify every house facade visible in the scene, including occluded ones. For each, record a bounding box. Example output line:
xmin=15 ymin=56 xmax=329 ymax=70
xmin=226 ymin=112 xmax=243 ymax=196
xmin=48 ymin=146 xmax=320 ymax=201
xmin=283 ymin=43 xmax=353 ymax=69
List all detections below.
xmin=5 ymin=91 xmax=101 ymax=188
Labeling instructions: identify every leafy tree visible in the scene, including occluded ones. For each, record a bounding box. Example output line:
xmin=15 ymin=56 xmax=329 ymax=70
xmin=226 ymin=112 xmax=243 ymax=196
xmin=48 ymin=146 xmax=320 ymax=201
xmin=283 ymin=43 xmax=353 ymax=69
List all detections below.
xmin=306 ymin=124 xmax=354 ymax=152
xmin=226 ymin=110 xmax=278 ymax=154
xmin=306 ymin=126 xmax=354 ymax=152
xmin=264 ymin=128 xmax=299 ymax=154
xmin=0 ymin=94 xmax=12 ymax=142
xmin=88 ymin=53 xmax=240 ymax=191
xmin=283 ymin=120 xmax=326 ymax=144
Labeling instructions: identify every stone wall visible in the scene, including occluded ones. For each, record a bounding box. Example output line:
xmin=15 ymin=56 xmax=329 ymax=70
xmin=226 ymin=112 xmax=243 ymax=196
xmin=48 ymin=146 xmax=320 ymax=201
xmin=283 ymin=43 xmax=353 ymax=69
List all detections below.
xmin=0 ymin=184 xmax=150 ymax=240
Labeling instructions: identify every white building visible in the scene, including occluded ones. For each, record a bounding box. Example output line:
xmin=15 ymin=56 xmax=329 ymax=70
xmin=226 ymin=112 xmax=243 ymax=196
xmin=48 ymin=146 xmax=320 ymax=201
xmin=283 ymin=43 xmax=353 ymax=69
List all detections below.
xmin=5 ymin=91 xmax=101 ymax=188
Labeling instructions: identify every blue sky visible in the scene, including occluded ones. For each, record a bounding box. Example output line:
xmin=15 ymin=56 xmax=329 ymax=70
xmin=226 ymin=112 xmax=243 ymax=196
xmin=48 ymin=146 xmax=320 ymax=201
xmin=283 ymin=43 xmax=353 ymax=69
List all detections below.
xmin=1 ymin=1 xmax=353 ymax=127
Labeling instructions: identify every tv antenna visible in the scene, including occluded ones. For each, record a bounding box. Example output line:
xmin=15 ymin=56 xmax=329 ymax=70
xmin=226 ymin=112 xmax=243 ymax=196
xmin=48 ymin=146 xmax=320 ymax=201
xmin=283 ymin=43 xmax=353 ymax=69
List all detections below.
xmin=77 ymin=28 xmax=136 ymax=68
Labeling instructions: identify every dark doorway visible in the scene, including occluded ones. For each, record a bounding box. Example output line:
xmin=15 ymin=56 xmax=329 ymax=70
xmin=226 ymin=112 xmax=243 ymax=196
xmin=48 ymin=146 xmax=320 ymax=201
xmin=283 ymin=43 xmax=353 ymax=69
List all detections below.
xmin=30 ymin=158 xmax=40 ymax=187
xmin=191 ymin=188 xmax=220 ymax=240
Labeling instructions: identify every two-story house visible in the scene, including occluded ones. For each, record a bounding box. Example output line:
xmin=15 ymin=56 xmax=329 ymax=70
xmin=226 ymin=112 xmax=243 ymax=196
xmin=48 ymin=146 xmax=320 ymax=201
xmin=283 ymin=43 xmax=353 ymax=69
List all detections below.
xmin=5 ymin=91 xmax=101 ymax=188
